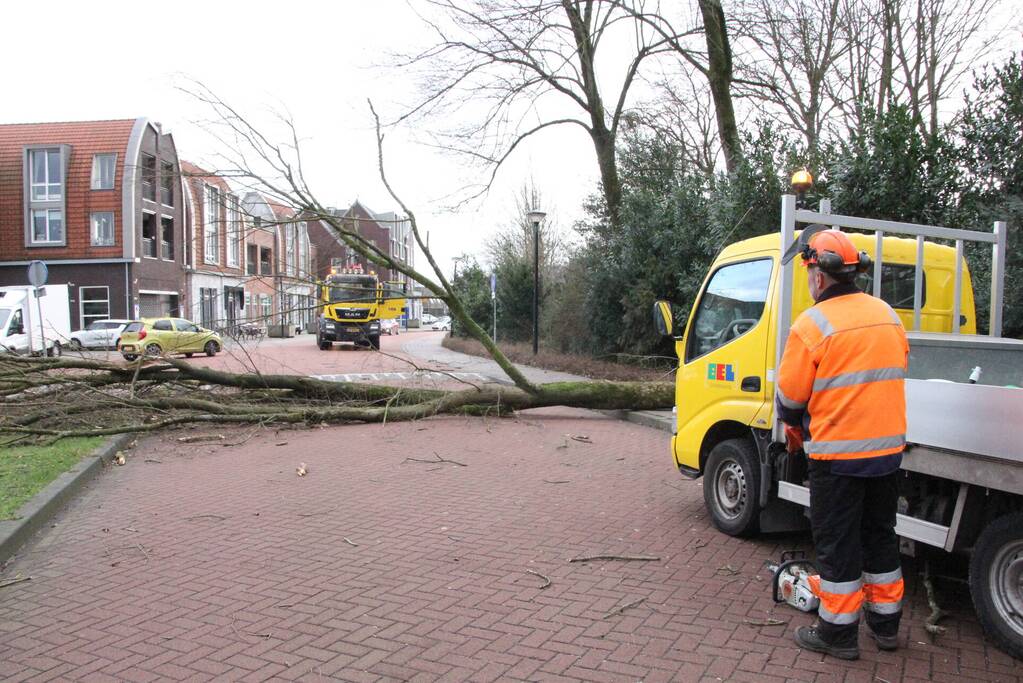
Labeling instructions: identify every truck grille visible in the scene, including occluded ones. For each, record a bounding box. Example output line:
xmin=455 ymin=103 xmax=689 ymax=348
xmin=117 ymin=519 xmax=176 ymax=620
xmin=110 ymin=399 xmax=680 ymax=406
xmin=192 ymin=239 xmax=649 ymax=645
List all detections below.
xmin=334 ymin=308 xmax=367 ymax=320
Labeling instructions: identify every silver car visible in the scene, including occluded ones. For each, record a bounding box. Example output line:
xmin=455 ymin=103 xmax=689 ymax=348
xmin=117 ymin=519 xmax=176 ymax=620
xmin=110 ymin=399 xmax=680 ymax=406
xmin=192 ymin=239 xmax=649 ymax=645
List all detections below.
xmin=69 ymin=319 xmax=132 ymax=350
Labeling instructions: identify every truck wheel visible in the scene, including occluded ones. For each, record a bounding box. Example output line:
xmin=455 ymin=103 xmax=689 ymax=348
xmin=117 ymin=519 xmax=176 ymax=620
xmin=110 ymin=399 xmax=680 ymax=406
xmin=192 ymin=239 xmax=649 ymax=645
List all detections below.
xmin=703 ymin=438 xmax=761 ymax=537
xmin=368 ymin=334 xmax=381 ymax=350
xmin=69 ymin=339 xmax=82 ymax=351
xmin=969 ymin=512 xmax=1023 ymax=659
xmin=47 ymin=342 xmax=62 ymax=358
xmin=319 ymin=340 xmax=332 ymax=350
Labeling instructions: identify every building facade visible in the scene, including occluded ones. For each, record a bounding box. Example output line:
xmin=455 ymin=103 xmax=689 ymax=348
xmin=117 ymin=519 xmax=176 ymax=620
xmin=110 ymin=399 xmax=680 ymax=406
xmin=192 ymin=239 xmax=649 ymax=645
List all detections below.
xmin=181 ymin=161 xmax=247 ymax=332
xmin=0 ymin=118 xmax=185 ymax=329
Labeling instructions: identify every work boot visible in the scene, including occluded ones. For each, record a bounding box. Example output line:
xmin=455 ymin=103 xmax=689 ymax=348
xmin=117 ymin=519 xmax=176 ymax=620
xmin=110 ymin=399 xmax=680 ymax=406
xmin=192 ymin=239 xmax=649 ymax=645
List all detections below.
xmin=794 ymin=625 xmax=859 ymax=660
xmin=866 ymin=628 xmax=899 ymax=651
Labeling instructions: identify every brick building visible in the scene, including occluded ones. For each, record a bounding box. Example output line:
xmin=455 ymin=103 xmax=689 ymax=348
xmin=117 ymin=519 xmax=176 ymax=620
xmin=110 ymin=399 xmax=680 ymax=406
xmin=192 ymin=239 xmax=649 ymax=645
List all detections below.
xmin=308 ymin=201 xmax=419 ymax=320
xmin=0 ymin=118 xmax=185 ymax=328
xmin=181 ymin=161 xmax=247 ymax=331
xmin=240 ymin=192 xmax=316 ymax=334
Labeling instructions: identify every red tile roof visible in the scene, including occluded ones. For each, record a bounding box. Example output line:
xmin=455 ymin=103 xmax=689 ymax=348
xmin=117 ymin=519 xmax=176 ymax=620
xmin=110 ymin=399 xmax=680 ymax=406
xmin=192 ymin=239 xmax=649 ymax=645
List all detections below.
xmin=180 ymin=160 xmax=232 ymax=194
xmin=0 ymin=119 xmax=138 ymax=260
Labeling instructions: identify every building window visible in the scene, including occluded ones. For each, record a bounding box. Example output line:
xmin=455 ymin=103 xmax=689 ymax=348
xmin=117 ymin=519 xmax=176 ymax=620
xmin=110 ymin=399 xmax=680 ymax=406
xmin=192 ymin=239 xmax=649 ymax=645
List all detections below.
xmin=226 ymin=195 xmax=240 ymax=267
xmin=31 ymin=209 xmax=63 ymax=244
xmin=247 ymin=244 xmax=258 ymax=275
xmin=141 ymin=153 xmax=156 ymax=201
xmin=91 ymin=212 xmax=115 ymax=246
xmin=204 ymin=184 xmax=220 ymax=264
xmin=142 ymin=212 xmax=158 ymax=258
xmin=161 ymin=216 xmax=174 ymax=260
xmin=297 ymin=223 xmax=308 ymax=279
xmin=160 ymin=161 xmax=174 ymax=206
xmin=91 ymin=154 xmax=117 ymax=190
xmin=80 ymin=286 xmax=110 ymax=328
xmin=30 ymin=148 xmax=62 ymax=201
xmin=260 ymin=294 xmax=272 ymax=323
xmin=285 ymin=227 xmax=296 ymax=276
xmin=199 ymin=287 xmax=218 ymax=329
xmin=260 ymin=247 xmax=272 ymax=275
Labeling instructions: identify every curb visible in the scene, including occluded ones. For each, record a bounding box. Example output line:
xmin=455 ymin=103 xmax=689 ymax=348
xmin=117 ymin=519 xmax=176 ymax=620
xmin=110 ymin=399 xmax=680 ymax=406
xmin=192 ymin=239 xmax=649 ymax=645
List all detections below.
xmin=0 ymin=433 xmax=135 ymax=566
xmin=623 ymin=410 xmax=673 ymax=432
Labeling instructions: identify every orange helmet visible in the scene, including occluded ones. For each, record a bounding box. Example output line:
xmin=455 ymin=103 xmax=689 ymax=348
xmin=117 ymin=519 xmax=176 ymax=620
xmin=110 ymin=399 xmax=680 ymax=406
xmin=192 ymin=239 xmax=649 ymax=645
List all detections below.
xmin=794 ymin=227 xmax=871 ymax=277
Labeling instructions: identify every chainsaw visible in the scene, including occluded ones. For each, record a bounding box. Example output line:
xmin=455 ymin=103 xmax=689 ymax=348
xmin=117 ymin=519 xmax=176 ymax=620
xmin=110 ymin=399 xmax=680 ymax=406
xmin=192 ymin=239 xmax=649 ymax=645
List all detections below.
xmin=767 ymin=550 xmax=820 ymax=613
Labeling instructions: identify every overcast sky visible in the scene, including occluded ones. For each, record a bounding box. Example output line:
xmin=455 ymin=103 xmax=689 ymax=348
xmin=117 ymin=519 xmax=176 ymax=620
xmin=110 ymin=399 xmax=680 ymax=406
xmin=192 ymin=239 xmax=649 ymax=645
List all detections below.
xmin=2 ymin=1 xmax=1018 ymax=282
xmin=0 ymin=0 xmax=601 ymax=280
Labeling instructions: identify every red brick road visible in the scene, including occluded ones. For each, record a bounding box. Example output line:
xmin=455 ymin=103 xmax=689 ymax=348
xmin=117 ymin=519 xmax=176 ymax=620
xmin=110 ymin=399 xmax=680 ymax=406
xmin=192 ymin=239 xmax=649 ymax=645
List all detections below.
xmin=1 ymin=408 xmax=1020 ymax=682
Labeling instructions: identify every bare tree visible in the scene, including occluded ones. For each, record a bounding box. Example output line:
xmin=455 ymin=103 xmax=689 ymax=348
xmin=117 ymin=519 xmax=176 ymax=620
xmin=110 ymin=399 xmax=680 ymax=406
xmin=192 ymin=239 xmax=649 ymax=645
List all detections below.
xmin=395 ymin=0 xmax=702 ymax=230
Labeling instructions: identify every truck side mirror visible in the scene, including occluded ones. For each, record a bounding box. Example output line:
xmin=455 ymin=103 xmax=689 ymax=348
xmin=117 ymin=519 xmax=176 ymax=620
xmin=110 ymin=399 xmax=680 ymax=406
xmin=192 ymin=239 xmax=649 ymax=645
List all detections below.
xmin=653 ymin=300 xmax=673 ymax=337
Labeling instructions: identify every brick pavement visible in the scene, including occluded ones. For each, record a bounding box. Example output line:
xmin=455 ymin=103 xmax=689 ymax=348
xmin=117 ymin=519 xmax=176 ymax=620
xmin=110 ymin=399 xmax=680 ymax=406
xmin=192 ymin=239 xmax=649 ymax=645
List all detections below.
xmin=1 ymin=408 xmax=1021 ymax=682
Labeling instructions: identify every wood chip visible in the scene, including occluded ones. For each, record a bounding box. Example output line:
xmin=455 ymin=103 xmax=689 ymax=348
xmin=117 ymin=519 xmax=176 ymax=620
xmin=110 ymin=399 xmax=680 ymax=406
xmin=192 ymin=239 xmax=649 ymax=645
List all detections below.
xmin=743 ymin=618 xmax=787 ymax=627
xmin=343 ymin=537 xmax=358 ymax=547
xmin=177 ymin=434 xmax=225 ymax=443
xmin=543 ymin=479 xmax=570 ymax=485
xmin=570 ymin=435 xmax=592 ymax=444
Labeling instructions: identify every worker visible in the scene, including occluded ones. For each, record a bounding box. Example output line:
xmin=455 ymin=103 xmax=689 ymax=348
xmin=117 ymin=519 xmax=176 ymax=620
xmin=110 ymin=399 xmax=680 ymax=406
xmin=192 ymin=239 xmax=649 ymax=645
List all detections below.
xmin=776 ymin=227 xmax=909 ymax=660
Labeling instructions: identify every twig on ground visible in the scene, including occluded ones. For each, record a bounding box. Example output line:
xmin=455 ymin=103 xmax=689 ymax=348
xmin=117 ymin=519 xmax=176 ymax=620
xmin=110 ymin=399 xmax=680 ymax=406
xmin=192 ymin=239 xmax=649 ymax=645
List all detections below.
xmin=343 ymin=537 xmax=358 ymax=547
xmin=0 ymin=575 xmax=31 ymax=589
xmin=525 ymin=569 xmax=552 ymax=589
xmin=186 ymin=514 xmax=227 ymax=522
xmin=543 ymin=479 xmax=570 ymax=484
xmin=743 ymin=617 xmax=787 ymax=627
xmin=177 ymin=434 xmax=225 ymax=443
xmin=402 ymin=452 xmax=467 ymax=467
xmin=604 ymin=597 xmax=646 ymax=619
xmin=570 ymin=435 xmax=592 ymax=444
xmin=144 ymin=458 xmax=162 ymax=463
xmin=717 ymin=564 xmax=740 ymax=575
xmin=135 ymin=543 xmax=149 ymax=563
xmin=569 ymin=554 xmax=660 ymax=563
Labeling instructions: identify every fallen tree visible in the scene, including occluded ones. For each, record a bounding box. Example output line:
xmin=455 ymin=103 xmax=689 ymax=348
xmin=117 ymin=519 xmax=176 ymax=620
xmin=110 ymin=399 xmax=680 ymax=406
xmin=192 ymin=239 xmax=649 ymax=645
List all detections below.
xmin=0 ymin=354 xmax=673 ymax=441
xmin=0 ymin=86 xmax=676 ymax=444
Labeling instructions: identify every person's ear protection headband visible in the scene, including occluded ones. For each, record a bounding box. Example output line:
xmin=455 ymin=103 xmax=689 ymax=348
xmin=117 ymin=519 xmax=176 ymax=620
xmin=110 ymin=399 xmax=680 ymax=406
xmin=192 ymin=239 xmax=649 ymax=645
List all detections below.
xmin=780 ymin=223 xmax=871 ymax=276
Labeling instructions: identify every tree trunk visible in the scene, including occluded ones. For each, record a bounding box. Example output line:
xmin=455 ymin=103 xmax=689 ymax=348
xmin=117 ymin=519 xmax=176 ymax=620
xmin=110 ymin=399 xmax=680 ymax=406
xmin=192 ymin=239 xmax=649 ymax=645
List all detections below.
xmin=698 ymin=0 xmax=743 ymax=174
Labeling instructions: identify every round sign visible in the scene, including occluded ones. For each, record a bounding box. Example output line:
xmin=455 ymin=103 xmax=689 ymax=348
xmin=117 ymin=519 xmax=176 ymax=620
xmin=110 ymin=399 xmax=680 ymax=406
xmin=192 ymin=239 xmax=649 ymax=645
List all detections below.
xmin=27 ymin=260 xmax=48 ymax=287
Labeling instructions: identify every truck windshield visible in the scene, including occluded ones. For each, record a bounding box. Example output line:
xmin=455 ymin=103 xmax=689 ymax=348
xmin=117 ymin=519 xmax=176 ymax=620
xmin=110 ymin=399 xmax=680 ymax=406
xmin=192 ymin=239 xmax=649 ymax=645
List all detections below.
xmin=0 ymin=309 xmax=9 ymax=332
xmin=327 ymin=277 xmax=377 ymax=303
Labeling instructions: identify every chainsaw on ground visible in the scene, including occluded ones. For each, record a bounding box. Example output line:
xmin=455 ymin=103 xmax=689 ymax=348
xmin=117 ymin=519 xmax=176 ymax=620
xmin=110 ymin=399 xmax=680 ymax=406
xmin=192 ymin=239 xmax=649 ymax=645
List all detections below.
xmin=767 ymin=550 xmax=820 ymax=613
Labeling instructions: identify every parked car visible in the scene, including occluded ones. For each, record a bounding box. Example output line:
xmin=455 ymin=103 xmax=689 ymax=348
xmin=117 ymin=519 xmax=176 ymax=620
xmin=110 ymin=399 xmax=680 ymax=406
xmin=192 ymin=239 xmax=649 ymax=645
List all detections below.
xmin=118 ymin=318 xmax=223 ymax=361
xmin=431 ymin=316 xmax=451 ymax=331
xmin=380 ymin=318 xmax=401 ymax=336
xmin=69 ymin=319 xmax=132 ymax=350
xmin=421 ymin=313 xmax=437 ymax=325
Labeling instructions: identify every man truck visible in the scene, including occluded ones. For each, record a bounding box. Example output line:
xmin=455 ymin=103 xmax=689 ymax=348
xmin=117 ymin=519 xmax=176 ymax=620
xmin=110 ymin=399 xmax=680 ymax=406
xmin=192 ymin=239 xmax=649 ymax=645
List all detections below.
xmin=655 ymin=196 xmax=1023 ymax=657
xmin=316 ymin=267 xmax=406 ymax=350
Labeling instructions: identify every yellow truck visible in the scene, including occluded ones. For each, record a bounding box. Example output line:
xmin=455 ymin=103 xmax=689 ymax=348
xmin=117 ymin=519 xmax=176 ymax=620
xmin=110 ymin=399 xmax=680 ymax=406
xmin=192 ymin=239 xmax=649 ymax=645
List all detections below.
xmin=316 ymin=268 xmax=406 ymax=350
xmin=657 ymin=196 xmax=1023 ymax=657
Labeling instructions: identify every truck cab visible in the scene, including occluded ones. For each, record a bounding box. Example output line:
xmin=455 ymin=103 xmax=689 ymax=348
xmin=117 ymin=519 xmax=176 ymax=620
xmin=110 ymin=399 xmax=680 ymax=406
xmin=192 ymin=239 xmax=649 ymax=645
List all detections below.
xmin=0 ymin=285 xmax=71 ymax=356
xmin=670 ymin=231 xmax=976 ymax=480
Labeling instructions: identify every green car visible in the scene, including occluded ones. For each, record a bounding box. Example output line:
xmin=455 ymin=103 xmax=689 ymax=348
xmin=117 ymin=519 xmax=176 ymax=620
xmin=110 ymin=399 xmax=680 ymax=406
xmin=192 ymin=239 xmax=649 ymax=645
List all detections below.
xmin=118 ymin=317 xmax=222 ymax=361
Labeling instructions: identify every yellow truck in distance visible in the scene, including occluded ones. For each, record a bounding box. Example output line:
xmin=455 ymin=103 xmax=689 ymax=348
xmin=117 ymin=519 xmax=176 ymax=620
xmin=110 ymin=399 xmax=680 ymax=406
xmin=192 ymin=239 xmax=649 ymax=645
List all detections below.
xmin=656 ymin=196 xmax=1023 ymax=658
xmin=316 ymin=267 xmax=406 ymax=350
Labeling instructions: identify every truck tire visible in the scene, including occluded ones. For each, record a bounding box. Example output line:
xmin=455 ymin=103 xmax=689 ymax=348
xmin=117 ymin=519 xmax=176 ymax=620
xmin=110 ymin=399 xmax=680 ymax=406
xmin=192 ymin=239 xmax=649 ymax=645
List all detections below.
xmin=969 ymin=512 xmax=1023 ymax=659
xmin=47 ymin=342 xmax=62 ymax=358
xmin=368 ymin=334 xmax=381 ymax=350
xmin=319 ymin=340 xmax=332 ymax=350
xmin=703 ymin=438 xmax=761 ymax=537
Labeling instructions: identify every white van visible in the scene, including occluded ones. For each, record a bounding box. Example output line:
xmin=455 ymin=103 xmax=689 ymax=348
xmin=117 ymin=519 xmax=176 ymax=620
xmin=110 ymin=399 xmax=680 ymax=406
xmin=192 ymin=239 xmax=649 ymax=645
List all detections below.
xmin=0 ymin=285 xmax=72 ymax=356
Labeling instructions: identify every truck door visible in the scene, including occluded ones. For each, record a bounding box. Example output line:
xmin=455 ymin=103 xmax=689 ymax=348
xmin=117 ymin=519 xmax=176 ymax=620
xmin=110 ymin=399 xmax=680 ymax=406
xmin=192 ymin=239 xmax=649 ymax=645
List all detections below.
xmin=674 ymin=256 xmax=775 ymax=470
xmin=3 ymin=308 xmax=29 ymax=354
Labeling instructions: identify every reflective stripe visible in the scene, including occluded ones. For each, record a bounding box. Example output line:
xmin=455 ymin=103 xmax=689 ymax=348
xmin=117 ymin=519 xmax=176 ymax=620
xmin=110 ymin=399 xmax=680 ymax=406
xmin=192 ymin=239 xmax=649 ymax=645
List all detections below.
xmin=804 ymin=307 xmax=835 ymax=338
xmin=819 ymin=605 xmax=861 ymax=625
xmin=820 ymin=577 xmax=863 ymax=594
xmin=864 ymin=600 xmax=902 ymax=615
xmin=887 ymin=306 xmax=902 ymax=324
xmin=776 ymin=385 xmax=807 ymax=410
xmin=863 ymin=568 xmax=903 ymax=585
xmin=813 ymin=367 xmax=906 ymax=392
xmin=806 ymin=434 xmax=905 ymax=455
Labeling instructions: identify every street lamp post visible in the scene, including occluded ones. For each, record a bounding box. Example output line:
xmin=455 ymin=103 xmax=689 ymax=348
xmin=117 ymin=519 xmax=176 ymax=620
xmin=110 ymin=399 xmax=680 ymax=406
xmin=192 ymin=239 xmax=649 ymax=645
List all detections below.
xmin=526 ymin=209 xmax=546 ymax=355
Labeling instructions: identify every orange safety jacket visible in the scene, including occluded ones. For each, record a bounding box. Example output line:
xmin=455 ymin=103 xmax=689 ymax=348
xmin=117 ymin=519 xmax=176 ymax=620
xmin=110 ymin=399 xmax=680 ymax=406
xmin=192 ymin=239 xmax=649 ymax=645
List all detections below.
xmin=776 ymin=283 xmax=910 ymax=476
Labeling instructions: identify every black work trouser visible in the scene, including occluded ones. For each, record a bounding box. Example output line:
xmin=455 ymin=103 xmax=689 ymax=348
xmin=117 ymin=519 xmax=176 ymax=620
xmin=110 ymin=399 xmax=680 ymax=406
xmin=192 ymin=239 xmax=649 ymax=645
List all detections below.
xmin=809 ymin=459 xmax=902 ymax=646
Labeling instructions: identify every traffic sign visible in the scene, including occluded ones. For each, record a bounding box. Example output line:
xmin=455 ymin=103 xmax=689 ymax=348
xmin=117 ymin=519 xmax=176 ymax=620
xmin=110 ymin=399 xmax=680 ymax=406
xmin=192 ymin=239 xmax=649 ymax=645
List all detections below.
xmin=27 ymin=260 xmax=48 ymax=287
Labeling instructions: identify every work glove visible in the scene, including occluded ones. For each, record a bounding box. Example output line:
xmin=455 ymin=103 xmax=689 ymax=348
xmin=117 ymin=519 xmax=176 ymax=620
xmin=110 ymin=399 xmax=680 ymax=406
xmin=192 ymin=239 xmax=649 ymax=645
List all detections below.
xmin=784 ymin=424 xmax=804 ymax=454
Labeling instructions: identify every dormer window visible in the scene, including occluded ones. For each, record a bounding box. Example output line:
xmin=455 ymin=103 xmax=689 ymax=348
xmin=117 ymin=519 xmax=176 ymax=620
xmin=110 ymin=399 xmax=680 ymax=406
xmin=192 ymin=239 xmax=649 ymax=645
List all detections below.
xmin=31 ymin=149 xmax=62 ymax=201
xmin=91 ymin=154 xmax=116 ymax=190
